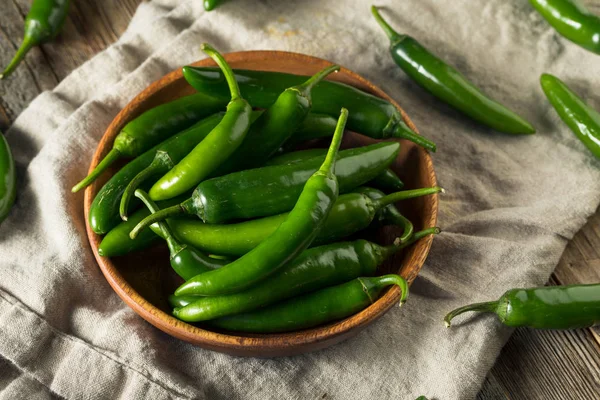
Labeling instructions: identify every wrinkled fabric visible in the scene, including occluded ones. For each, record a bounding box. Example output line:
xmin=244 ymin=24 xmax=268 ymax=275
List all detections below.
xmin=1 ymin=0 xmax=600 ymax=398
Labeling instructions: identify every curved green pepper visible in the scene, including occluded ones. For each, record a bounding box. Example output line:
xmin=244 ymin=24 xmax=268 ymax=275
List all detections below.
xmin=149 ymin=44 xmax=253 ymax=200
xmin=206 ymin=274 xmax=408 ymax=333
xmin=130 ymin=141 xmax=400 ymax=231
xmin=445 ymin=283 xmax=600 ymax=329
xmin=0 ymin=132 xmax=16 ymax=223
xmin=540 ymin=73 xmax=600 ymax=159
xmin=1 ymin=0 xmax=70 ymax=79
xmin=182 ymin=67 xmax=437 ymax=151
xmin=529 ymin=0 xmax=600 ymax=55
xmin=72 ymin=92 xmax=228 ymax=192
xmin=172 ymin=228 xmax=438 ymax=322
xmin=172 ymin=108 xmax=348 ymax=296
xmin=371 ymin=6 xmax=535 ymax=135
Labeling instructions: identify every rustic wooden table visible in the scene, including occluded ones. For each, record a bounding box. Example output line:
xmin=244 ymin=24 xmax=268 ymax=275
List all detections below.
xmin=1 ymin=1 xmax=599 ymax=398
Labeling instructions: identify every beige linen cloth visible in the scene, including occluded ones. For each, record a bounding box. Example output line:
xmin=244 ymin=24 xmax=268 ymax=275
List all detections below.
xmin=1 ymin=0 xmax=600 ymax=399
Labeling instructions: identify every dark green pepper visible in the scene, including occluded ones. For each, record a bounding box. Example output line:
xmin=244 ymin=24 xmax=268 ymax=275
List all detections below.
xmin=150 ymin=187 xmax=441 ymax=257
xmin=445 ymin=283 xmax=600 ymax=329
xmin=89 ymin=113 xmax=225 ymax=235
xmin=529 ymin=0 xmax=600 ymax=55
xmin=0 ymin=132 xmax=16 ymax=224
xmin=371 ymin=6 xmax=535 ymax=135
xmin=172 ymin=228 xmax=438 ymax=322
xmin=540 ymin=73 xmax=600 ymax=159
xmin=72 ymin=92 xmax=228 ymax=192
xmin=172 ymin=108 xmax=348 ymax=296
xmin=149 ymin=44 xmax=253 ymax=200
xmin=135 ymin=189 xmax=225 ymax=280
xmin=130 ymin=141 xmax=400 ymax=232
xmin=182 ymin=67 xmax=437 ymax=151
xmin=207 ymin=274 xmax=408 ymax=333
xmin=267 ymin=148 xmax=404 ymax=192
xmin=1 ymin=0 xmax=70 ymax=79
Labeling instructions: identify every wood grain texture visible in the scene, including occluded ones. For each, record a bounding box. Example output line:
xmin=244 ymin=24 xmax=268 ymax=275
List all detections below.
xmin=83 ymin=51 xmax=439 ymax=357
xmin=0 ymin=0 xmax=598 ymax=395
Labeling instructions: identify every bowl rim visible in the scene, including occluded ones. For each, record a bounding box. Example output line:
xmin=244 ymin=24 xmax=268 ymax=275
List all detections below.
xmin=84 ymin=50 xmax=438 ymax=356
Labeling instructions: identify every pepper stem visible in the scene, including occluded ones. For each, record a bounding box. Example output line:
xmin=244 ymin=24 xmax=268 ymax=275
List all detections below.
xmin=319 ymin=108 xmax=348 ymax=174
xmin=134 ymin=189 xmax=185 ymax=256
xmin=371 ymin=6 xmax=405 ymax=43
xmin=0 ymin=37 xmax=35 ymax=79
xmin=372 ymin=187 xmax=444 ymax=210
xmin=379 ymin=226 xmax=440 ymax=259
xmin=394 ymin=213 xmax=414 ymax=244
xmin=120 ymin=151 xmax=174 ymax=221
xmin=72 ymin=148 xmax=122 ymax=192
xmin=393 ymin=120 xmax=437 ymax=152
xmin=444 ymin=301 xmax=499 ymax=327
xmin=200 ymin=43 xmax=241 ymax=101
xmin=377 ymin=274 xmax=409 ymax=305
xmin=295 ymin=65 xmax=340 ymax=95
xmin=130 ymin=202 xmax=187 ymax=239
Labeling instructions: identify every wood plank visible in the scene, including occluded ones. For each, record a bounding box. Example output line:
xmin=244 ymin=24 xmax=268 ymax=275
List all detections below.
xmin=484 ymin=327 xmax=600 ymax=400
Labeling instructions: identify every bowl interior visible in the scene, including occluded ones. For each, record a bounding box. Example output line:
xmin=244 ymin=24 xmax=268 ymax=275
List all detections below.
xmin=84 ymin=51 xmax=438 ymax=357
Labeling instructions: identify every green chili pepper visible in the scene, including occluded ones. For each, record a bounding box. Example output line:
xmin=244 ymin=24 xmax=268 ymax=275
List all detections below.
xmin=371 ymin=6 xmax=535 ymax=135
xmin=147 ymin=44 xmax=252 ymax=201
xmin=150 ymin=187 xmax=441 ymax=257
xmin=210 ymin=65 xmax=340 ymax=178
xmin=205 ymin=274 xmax=408 ymax=333
xmin=267 ymin=148 xmax=404 ymax=192
xmin=72 ymin=92 xmax=228 ymax=193
xmin=89 ymin=113 xmax=226 ymax=235
xmin=172 ymin=108 xmax=348 ymax=296
xmin=130 ymin=141 xmax=400 ymax=233
xmin=98 ymin=194 xmax=186 ymax=257
xmin=182 ymin=67 xmax=437 ymax=151
xmin=540 ymin=73 xmax=600 ymax=159
xmin=445 ymin=283 xmax=600 ymax=329
xmin=1 ymin=0 xmax=70 ymax=79
xmin=172 ymin=228 xmax=438 ymax=322
xmin=529 ymin=0 xmax=600 ymax=55
xmin=134 ymin=189 xmax=225 ymax=280
xmin=0 ymin=132 xmax=16 ymax=224
xmin=355 ymin=187 xmax=415 ymax=244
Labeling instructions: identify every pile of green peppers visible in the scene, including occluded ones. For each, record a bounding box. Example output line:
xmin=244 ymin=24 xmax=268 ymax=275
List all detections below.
xmin=81 ymin=44 xmax=442 ymax=333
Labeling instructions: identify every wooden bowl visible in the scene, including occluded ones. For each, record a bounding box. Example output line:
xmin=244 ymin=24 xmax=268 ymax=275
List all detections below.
xmin=84 ymin=51 xmax=438 ymax=357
